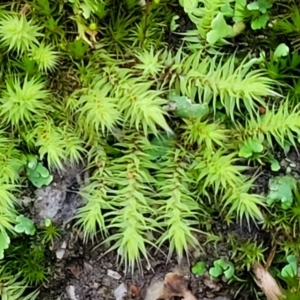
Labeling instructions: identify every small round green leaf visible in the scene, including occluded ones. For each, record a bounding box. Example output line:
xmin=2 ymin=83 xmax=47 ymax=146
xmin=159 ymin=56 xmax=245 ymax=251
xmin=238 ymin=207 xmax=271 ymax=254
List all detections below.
xmin=14 ymin=215 xmax=36 ymax=235
xmin=192 ymin=261 xmax=206 ymax=276
xmin=281 ymin=255 xmax=298 ymax=278
xmin=170 ymin=15 xmax=180 ymax=32
xmin=267 ymin=176 xmax=297 ymax=209
xmin=247 ymin=0 xmax=272 ymax=13
xmin=209 ymin=259 xmax=235 ymax=279
xmin=251 ymin=14 xmax=269 ymax=30
xmin=167 ymin=93 xmax=209 ymax=119
xmin=26 ymin=161 xmax=53 ymax=188
xmin=273 ymin=43 xmax=289 ymax=61
xmin=209 ymin=264 xmax=223 ymax=278
xmin=269 ymin=157 xmax=280 ymax=172
xmin=238 ymin=146 xmax=253 ymax=158
xmin=45 ymin=218 xmax=52 ymax=227
xmin=249 ymin=140 xmax=264 ymax=153
xmin=207 ymin=13 xmax=234 ymax=44
xmin=247 ymin=1 xmax=260 ymax=10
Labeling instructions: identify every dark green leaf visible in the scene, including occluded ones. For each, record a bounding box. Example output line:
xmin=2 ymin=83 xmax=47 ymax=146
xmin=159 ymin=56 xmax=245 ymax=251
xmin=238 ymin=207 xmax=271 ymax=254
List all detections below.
xmin=146 ymin=134 xmax=175 ymax=160
xmin=68 ymin=40 xmax=88 ymax=60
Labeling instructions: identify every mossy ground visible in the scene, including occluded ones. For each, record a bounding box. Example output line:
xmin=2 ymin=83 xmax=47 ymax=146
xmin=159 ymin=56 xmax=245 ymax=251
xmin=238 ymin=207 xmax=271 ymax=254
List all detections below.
xmin=33 ymin=146 xmax=300 ymax=299
xmin=1 ymin=0 xmax=300 ymax=299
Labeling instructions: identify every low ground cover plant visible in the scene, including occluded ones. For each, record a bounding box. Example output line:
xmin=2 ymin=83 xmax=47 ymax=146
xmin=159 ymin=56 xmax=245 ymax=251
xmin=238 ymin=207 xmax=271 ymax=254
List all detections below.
xmin=0 ymin=0 xmax=300 ymax=298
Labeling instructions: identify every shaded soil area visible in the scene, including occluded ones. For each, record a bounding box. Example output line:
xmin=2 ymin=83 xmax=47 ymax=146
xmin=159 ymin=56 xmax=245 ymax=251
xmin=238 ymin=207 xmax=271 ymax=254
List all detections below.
xmin=37 ymin=232 xmax=252 ymax=300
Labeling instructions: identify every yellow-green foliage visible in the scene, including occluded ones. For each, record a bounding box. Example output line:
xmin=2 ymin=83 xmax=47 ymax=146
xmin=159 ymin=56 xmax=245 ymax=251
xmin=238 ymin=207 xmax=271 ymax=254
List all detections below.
xmin=74 ymin=148 xmax=112 ymax=242
xmin=0 ymin=0 xmax=300 ymax=282
xmin=0 ymin=267 xmax=39 ymax=300
xmin=242 ymin=101 xmax=300 ymax=148
xmin=173 ymin=51 xmax=279 ymax=119
xmin=0 ymin=76 xmax=50 ymax=128
xmin=155 ymin=147 xmax=204 ymax=262
xmin=178 ymin=0 xmax=234 ymax=37
xmin=103 ymin=134 xmax=158 ymax=271
xmin=181 ymin=119 xmax=229 ymax=151
xmin=0 ymin=13 xmax=42 ymax=54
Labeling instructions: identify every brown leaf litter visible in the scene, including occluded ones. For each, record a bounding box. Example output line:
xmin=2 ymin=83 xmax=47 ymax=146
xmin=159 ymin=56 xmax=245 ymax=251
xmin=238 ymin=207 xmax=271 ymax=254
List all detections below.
xmin=145 ymin=271 xmax=197 ymax=300
xmin=252 ymin=263 xmax=285 ymax=300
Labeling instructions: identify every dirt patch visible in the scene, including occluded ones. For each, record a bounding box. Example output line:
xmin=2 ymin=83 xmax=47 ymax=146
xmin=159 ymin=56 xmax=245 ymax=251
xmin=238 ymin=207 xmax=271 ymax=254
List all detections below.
xmin=37 ymin=230 xmax=250 ymax=300
xmin=34 ymin=201 xmax=255 ymax=299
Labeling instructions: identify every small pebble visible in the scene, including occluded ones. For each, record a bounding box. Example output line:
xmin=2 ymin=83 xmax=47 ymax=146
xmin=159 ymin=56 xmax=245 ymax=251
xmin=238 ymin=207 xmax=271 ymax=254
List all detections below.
xmin=66 ymin=285 xmax=78 ymax=300
xmin=107 ymin=269 xmax=122 ymax=280
xmin=61 ymin=241 xmax=67 ymax=249
xmin=84 ymin=261 xmax=93 ymax=274
xmin=56 ymin=249 xmax=65 ymax=260
xmin=114 ymin=283 xmax=127 ymax=300
xmin=203 ymin=278 xmax=221 ymax=291
xmin=91 ymin=282 xmax=100 ymax=289
xmin=192 ymin=249 xmax=201 ymax=258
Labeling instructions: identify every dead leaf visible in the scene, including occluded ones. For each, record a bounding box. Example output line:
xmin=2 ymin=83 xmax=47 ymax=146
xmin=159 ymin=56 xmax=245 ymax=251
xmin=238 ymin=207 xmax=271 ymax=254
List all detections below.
xmin=144 ymin=280 xmax=164 ymax=300
xmin=182 ymin=290 xmax=197 ymax=300
xmin=83 ymin=262 xmax=93 ymax=274
xmin=107 ymin=269 xmax=122 ymax=280
xmin=258 ymin=106 xmax=266 ymax=114
xmin=20 ymin=4 xmax=30 ymax=14
xmin=164 ymin=272 xmax=189 ymax=296
xmin=66 ymin=264 xmax=82 ymax=279
xmin=265 ymin=243 xmax=276 ymax=270
xmin=86 ymin=30 xmax=98 ymax=43
xmin=157 ymin=272 xmax=197 ymax=300
xmin=252 ymin=263 xmax=285 ymax=300
xmin=203 ymin=278 xmax=221 ymax=291
xmin=172 ymin=264 xmax=191 ymax=279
